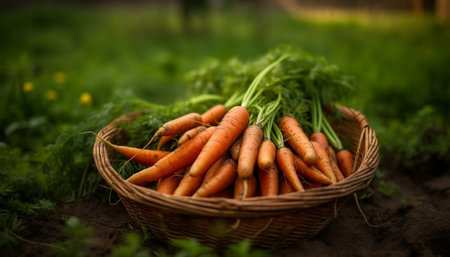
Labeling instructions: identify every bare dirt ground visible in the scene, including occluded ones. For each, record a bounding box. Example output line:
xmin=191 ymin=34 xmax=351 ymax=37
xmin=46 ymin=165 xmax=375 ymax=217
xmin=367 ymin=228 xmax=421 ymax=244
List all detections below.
xmin=12 ymin=158 xmax=450 ymax=257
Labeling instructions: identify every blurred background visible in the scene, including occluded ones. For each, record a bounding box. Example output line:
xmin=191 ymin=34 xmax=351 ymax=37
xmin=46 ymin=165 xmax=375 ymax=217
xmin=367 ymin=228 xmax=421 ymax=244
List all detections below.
xmin=1 ymin=0 xmax=449 ymax=223
xmin=1 ymin=0 xmax=449 ymax=154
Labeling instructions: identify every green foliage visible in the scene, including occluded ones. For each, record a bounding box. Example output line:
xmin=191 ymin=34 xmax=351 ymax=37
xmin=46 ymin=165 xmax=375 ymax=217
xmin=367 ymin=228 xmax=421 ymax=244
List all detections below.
xmin=111 ymin=233 xmax=150 ymax=257
xmin=186 ymin=45 xmax=355 ymax=143
xmin=51 ymin=217 xmax=94 ymax=257
xmin=49 ymin=221 xmax=270 ymax=257
xmin=372 ymin=170 xmax=400 ymax=197
xmin=170 ymin=238 xmax=216 ymax=257
xmin=378 ymin=106 xmax=449 ymax=164
xmin=169 ymin=238 xmax=270 ymax=257
xmin=224 ymin=239 xmax=269 ymax=257
xmin=0 ymin=214 xmax=25 ymax=249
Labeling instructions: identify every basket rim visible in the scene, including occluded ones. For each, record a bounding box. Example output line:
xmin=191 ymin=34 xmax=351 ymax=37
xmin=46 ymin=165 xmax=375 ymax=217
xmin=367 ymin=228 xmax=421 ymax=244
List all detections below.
xmin=93 ymin=105 xmax=380 ymax=218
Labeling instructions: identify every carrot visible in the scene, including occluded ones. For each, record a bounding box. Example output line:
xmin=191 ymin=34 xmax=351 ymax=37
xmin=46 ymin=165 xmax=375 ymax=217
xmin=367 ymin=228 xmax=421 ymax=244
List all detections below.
xmin=155 ymin=112 xmax=202 ymax=137
xmin=88 ymin=131 xmax=170 ymax=166
xmin=276 ymin=147 xmax=304 ymax=192
xmin=257 ymin=165 xmax=279 ymax=196
xmin=311 ymin=141 xmax=337 ymax=184
xmin=293 ymin=154 xmax=332 ymax=185
xmin=193 ymin=159 xmax=237 ymax=197
xmin=303 ymin=180 xmax=322 ymax=190
xmin=156 ymin=169 xmax=185 ymax=194
xmin=238 ymin=124 xmax=263 ymax=178
xmin=278 ymin=116 xmax=316 ymax=165
xmin=337 ymin=149 xmax=354 ymax=178
xmin=127 ymin=126 xmax=215 ymax=185
xmin=310 ymin=132 xmax=344 ymax=182
xmin=173 ymin=104 xmax=225 ymax=148
xmin=328 ymin=147 xmax=345 ymax=182
xmin=172 ymin=167 xmax=204 ymax=196
xmin=201 ymin=156 xmax=228 ymax=185
xmin=230 ymin=136 xmax=243 ymax=161
xmin=211 ymin=187 xmax=233 ymax=198
xmin=178 ymin=126 xmax=207 ymax=146
xmin=189 ymin=106 xmax=249 ymax=177
xmin=257 ymin=139 xmax=276 ymax=171
xmin=279 ymin=176 xmax=295 ymax=194
xmin=157 ymin=135 xmax=173 ymax=150
xmin=234 ymin=175 xmax=257 ymax=199
xmin=310 ymin=132 xmax=329 ymax=146
xmin=201 ymin=104 xmax=227 ymax=125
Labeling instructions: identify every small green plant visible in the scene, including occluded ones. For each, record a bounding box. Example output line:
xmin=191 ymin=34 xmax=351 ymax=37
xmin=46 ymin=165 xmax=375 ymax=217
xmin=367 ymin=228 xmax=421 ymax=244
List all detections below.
xmin=51 ymin=217 xmax=94 ymax=257
xmin=110 ymin=232 xmax=150 ymax=257
xmin=372 ymin=169 xmax=400 ymax=197
xmin=225 ymin=239 xmax=270 ymax=257
xmin=399 ymin=198 xmax=407 ymax=206
xmin=170 ymin=238 xmax=216 ymax=257
xmin=0 ymin=214 xmax=25 ymax=249
xmin=168 ymin=238 xmax=270 ymax=257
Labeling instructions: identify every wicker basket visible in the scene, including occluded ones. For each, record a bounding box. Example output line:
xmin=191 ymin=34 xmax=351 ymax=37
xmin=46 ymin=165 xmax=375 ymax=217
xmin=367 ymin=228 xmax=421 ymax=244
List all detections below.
xmin=93 ymin=105 xmax=379 ymax=248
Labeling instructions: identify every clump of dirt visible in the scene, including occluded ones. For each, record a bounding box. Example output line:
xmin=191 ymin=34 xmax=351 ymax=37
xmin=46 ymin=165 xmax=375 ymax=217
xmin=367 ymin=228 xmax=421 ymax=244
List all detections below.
xmin=12 ymin=160 xmax=450 ymax=257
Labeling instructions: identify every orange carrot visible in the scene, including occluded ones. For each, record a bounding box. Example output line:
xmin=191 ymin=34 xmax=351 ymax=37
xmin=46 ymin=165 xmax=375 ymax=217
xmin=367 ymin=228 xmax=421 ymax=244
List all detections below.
xmin=173 ymin=167 xmax=204 ymax=196
xmin=189 ymin=106 xmax=249 ymax=177
xmin=276 ymin=147 xmax=304 ymax=192
xmin=178 ymin=126 xmax=207 ymax=146
xmin=257 ymin=139 xmax=277 ymax=171
xmin=127 ymin=127 xmax=215 ymax=185
xmin=279 ymin=176 xmax=295 ymax=194
xmin=201 ymin=104 xmax=227 ymax=125
xmin=230 ymin=136 xmax=243 ymax=161
xmin=211 ymin=187 xmax=233 ymax=198
xmin=279 ymin=116 xmax=316 ymax=165
xmin=238 ymin=124 xmax=263 ymax=178
xmin=303 ymin=180 xmax=322 ymax=190
xmin=293 ymin=154 xmax=332 ymax=185
xmin=201 ymin=156 xmax=227 ymax=185
xmin=193 ymin=159 xmax=237 ymax=197
xmin=89 ymin=131 xmax=170 ymax=166
xmin=157 ymin=135 xmax=173 ymax=150
xmin=234 ymin=175 xmax=257 ymax=199
xmin=311 ymin=141 xmax=337 ymax=184
xmin=156 ymin=170 xmax=185 ymax=194
xmin=310 ymin=132 xmax=328 ymax=146
xmin=328 ymin=147 xmax=345 ymax=182
xmin=155 ymin=112 xmax=202 ymax=137
xmin=337 ymin=149 xmax=354 ymax=178
xmin=310 ymin=132 xmax=344 ymax=182
xmin=257 ymin=165 xmax=279 ymax=196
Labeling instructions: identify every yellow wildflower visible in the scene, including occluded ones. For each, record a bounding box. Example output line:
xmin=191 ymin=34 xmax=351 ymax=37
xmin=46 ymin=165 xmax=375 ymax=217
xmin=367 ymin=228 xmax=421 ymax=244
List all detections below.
xmin=80 ymin=92 xmax=92 ymax=105
xmin=23 ymin=82 xmax=34 ymax=92
xmin=46 ymin=90 xmax=58 ymax=100
xmin=54 ymin=72 xmax=67 ymax=84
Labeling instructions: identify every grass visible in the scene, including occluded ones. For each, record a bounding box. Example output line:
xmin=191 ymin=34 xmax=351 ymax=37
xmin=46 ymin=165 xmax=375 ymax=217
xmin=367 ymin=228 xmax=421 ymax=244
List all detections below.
xmin=0 ymin=2 xmax=449 ymax=253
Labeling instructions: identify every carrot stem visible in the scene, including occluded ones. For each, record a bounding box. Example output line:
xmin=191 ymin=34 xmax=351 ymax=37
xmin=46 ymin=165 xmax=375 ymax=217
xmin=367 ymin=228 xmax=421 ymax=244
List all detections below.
xmin=187 ymin=94 xmax=225 ymax=105
xmin=241 ymin=54 xmax=289 ymax=108
xmin=322 ymin=115 xmax=343 ymax=150
xmin=312 ymin=94 xmax=323 ymax=133
xmin=310 ymin=95 xmax=343 ymax=151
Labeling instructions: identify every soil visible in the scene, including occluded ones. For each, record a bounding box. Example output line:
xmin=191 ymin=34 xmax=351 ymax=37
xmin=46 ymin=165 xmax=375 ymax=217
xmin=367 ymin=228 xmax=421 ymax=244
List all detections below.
xmin=10 ymin=157 xmax=450 ymax=257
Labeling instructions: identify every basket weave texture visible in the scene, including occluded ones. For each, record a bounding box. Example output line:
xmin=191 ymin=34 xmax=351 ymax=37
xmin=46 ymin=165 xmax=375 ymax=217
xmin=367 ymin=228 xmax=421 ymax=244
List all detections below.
xmin=93 ymin=105 xmax=379 ymax=248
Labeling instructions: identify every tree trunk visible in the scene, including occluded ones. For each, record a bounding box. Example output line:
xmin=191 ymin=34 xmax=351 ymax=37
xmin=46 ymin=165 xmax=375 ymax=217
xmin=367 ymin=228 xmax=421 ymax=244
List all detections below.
xmin=412 ymin=0 xmax=424 ymax=15
xmin=436 ymin=0 xmax=450 ymax=21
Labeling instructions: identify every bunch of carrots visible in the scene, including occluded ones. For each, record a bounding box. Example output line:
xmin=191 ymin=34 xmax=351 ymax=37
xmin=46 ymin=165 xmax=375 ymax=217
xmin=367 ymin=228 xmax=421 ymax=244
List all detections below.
xmin=95 ymin=51 xmax=356 ymax=199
